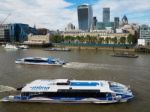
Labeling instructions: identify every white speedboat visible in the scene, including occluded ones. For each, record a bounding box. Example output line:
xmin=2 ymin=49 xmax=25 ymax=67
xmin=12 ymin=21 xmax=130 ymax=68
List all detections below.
xmin=18 ymin=45 xmax=29 ymax=49
xmin=1 ymin=79 xmax=134 ymax=103
xmin=15 ymin=57 xmax=65 ymax=66
xmin=4 ymin=44 xmax=18 ymax=50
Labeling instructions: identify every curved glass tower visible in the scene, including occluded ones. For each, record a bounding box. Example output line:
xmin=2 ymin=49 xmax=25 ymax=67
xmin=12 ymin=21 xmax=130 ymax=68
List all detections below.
xmin=77 ymin=4 xmax=93 ymax=31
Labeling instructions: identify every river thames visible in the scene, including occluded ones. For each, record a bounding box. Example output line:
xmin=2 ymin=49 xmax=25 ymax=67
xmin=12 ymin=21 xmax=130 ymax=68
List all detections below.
xmin=0 ymin=47 xmax=150 ymax=112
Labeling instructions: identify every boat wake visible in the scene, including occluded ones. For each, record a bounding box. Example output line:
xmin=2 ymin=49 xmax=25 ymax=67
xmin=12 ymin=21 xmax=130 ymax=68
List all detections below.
xmin=63 ymin=62 xmax=116 ymax=70
xmin=0 ymin=85 xmax=16 ymax=93
xmin=63 ymin=62 xmax=144 ymax=71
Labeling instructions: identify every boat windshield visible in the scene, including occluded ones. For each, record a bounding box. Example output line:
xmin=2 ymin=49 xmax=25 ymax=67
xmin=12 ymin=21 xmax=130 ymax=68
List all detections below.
xmin=24 ymin=59 xmax=48 ymax=63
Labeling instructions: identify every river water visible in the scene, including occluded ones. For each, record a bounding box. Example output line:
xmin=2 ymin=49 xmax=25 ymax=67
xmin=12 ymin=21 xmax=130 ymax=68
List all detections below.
xmin=0 ymin=47 xmax=150 ymax=112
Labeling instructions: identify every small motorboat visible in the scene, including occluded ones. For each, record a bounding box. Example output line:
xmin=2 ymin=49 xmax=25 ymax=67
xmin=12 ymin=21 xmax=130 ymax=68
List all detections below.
xmin=18 ymin=45 xmax=29 ymax=49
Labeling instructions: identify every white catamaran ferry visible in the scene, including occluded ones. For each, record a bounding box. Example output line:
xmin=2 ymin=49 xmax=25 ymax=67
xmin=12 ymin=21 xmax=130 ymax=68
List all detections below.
xmin=15 ymin=57 xmax=65 ymax=66
xmin=1 ymin=79 xmax=134 ymax=103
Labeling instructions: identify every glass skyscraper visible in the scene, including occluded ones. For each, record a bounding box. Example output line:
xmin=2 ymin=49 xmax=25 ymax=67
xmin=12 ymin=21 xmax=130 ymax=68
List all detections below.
xmin=103 ymin=8 xmax=110 ymax=23
xmin=77 ymin=4 xmax=93 ymax=31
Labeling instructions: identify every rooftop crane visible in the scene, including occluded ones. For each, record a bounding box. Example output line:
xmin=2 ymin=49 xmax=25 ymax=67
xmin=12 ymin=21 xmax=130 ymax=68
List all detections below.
xmin=0 ymin=13 xmax=11 ymax=26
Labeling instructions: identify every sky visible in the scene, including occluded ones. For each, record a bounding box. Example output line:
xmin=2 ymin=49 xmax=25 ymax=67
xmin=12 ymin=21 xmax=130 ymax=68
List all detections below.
xmin=0 ymin=0 xmax=150 ymax=30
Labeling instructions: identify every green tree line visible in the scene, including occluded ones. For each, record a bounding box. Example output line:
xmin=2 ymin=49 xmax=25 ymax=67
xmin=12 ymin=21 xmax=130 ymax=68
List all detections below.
xmin=50 ymin=34 xmax=136 ymax=45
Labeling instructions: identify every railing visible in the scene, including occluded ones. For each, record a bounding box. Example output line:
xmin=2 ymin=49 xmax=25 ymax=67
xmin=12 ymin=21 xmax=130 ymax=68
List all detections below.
xmin=54 ymin=43 xmax=134 ymax=48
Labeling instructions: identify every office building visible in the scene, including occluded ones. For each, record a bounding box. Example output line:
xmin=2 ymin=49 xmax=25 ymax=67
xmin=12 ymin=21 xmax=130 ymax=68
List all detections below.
xmin=10 ymin=23 xmax=37 ymax=42
xmin=77 ymin=4 xmax=93 ymax=31
xmin=138 ymin=25 xmax=150 ymax=46
xmin=92 ymin=17 xmax=97 ymax=30
xmin=122 ymin=15 xmax=128 ymax=26
xmin=37 ymin=28 xmax=50 ymax=35
xmin=103 ymin=8 xmax=110 ymax=23
xmin=10 ymin=23 xmax=29 ymax=42
xmin=114 ymin=17 xmax=120 ymax=29
xmin=65 ymin=23 xmax=75 ymax=31
xmin=96 ymin=22 xmax=114 ymax=30
xmin=0 ymin=24 xmax=11 ymax=42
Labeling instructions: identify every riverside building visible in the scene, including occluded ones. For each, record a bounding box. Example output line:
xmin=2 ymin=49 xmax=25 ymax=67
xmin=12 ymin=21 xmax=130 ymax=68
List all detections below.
xmin=138 ymin=25 xmax=150 ymax=46
xmin=0 ymin=24 xmax=10 ymax=42
xmin=62 ymin=30 xmax=129 ymax=44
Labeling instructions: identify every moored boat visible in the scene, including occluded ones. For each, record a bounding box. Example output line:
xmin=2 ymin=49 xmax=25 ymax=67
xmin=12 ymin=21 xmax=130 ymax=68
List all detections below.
xmin=1 ymin=79 xmax=134 ymax=103
xmin=15 ymin=57 xmax=65 ymax=66
xmin=45 ymin=48 xmax=71 ymax=51
xmin=18 ymin=45 xmax=29 ymax=49
xmin=111 ymin=52 xmax=139 ymax=58
xmin=4 ymin=44 xmax=18 ymax=50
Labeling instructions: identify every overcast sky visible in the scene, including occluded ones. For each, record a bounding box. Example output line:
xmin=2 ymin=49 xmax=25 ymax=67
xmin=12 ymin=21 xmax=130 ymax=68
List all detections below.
xmin=0 ymin=0 xmax=150 ymax=30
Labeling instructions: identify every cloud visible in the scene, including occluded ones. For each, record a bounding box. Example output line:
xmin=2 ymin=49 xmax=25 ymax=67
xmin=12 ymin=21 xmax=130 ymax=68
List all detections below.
xmin=0 ymin=0 xmax=77 ymax=30
xmin=93 ymin=0 xmax=150 ymax=24
xmin=0 ymin=0 xmax=150 ymax=30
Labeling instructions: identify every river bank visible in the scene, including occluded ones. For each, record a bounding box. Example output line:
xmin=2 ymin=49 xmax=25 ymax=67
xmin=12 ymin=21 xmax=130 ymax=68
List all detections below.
xmin=66 ymin=46 xmax=135 ymax=51
xmin=54 ymin=44 xmax=135 ymax=52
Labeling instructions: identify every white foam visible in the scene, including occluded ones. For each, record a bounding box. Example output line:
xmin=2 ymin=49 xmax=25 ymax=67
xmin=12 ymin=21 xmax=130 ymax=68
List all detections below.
xmin=63 ymin=62 xmax=110 ymax=70
xmin=0 ymin=85 xmax=16 ymax=92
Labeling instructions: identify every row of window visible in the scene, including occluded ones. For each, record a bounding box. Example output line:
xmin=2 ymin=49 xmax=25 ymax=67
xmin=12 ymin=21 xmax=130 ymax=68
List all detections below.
xmin=21 ymin=90 xmax=112 ymax=98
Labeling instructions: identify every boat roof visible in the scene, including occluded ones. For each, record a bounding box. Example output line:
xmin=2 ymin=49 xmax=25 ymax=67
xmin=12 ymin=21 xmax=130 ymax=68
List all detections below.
xmin=21 ymin=56 xmax=56 ymax=60
xmin=21 ymin=79 xmax=113 ymax=93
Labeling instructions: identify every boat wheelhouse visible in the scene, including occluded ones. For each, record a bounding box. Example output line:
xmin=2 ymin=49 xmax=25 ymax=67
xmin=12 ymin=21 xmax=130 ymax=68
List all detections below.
xmin=1 ymin=79 xmax=134 ymax=103
xmin=15 ymin=57 xmax=65 ymax=66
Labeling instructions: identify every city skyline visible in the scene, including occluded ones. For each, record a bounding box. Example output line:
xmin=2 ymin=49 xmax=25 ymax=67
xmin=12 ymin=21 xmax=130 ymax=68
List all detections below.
xmin=0 ymin=0 xmax=150 ymax=30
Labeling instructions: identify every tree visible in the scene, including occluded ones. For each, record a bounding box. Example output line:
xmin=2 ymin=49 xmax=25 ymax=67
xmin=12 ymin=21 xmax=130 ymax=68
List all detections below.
xmin=105 ymin=37 xmax=111 ymax=44
xmin=127 ymin=34 xmax=136 ymax=44
xmin=111 ymin=37 xmax=117 ymax=44
xmin=50 ymin=35 xmax=63 ymax=43
xmin=64 ymin=36 xmax=75 ymax=43
xmin=120 ymin=37 xmax=126 ymax=44
xmin=91 ymin=36 xmax=97 ymax=44
xmin=85 ymin=35 xmax=92 ymax=43
xmin=98 ymin=37 xmax=104 ymax=44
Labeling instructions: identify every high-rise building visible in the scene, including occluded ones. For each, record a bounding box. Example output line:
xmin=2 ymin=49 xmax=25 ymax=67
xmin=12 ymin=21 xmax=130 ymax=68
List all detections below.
xmin=114 ymin=17 xmax=120 ymax=29
xmin=77 ymin=4 xmax=93 ymax=31
xmin=92 ymin=17 xmax=97 ymax=30
xmin=122 ymin=15 xmax=128 ymax=25
xmin=103 ymin=8 xmax=110 ymax=23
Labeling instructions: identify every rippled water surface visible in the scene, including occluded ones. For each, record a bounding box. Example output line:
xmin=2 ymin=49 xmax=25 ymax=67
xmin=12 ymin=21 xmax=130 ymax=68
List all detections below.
xmin=0 ymin=47 xmax=150 ymax=112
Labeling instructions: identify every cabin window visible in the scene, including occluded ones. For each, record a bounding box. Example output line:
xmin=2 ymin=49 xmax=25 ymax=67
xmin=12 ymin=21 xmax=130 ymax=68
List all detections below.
xmin=24 ymin=59 xmax=48 ymax=63
xmin=56 ymin=81 xmax=70 ymax=85
xmin=43 ymin=90 xmax=106 ymax=98
xmin=21 ymin=91 xmax=107 ymax=98
xmin=56 ymin=83 xmax=69 ymax=85
xmin=21 ymin=92 xmax=29 ymax=96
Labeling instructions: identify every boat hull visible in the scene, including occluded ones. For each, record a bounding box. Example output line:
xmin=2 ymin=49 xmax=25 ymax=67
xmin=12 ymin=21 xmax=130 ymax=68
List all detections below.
xmin=111 ymin=55 xmax=138 ymax=58
xmin=15 ymin=61 xmax=63 ymax=66
xmin=2 ymin=97 xmax=132 ymax=104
